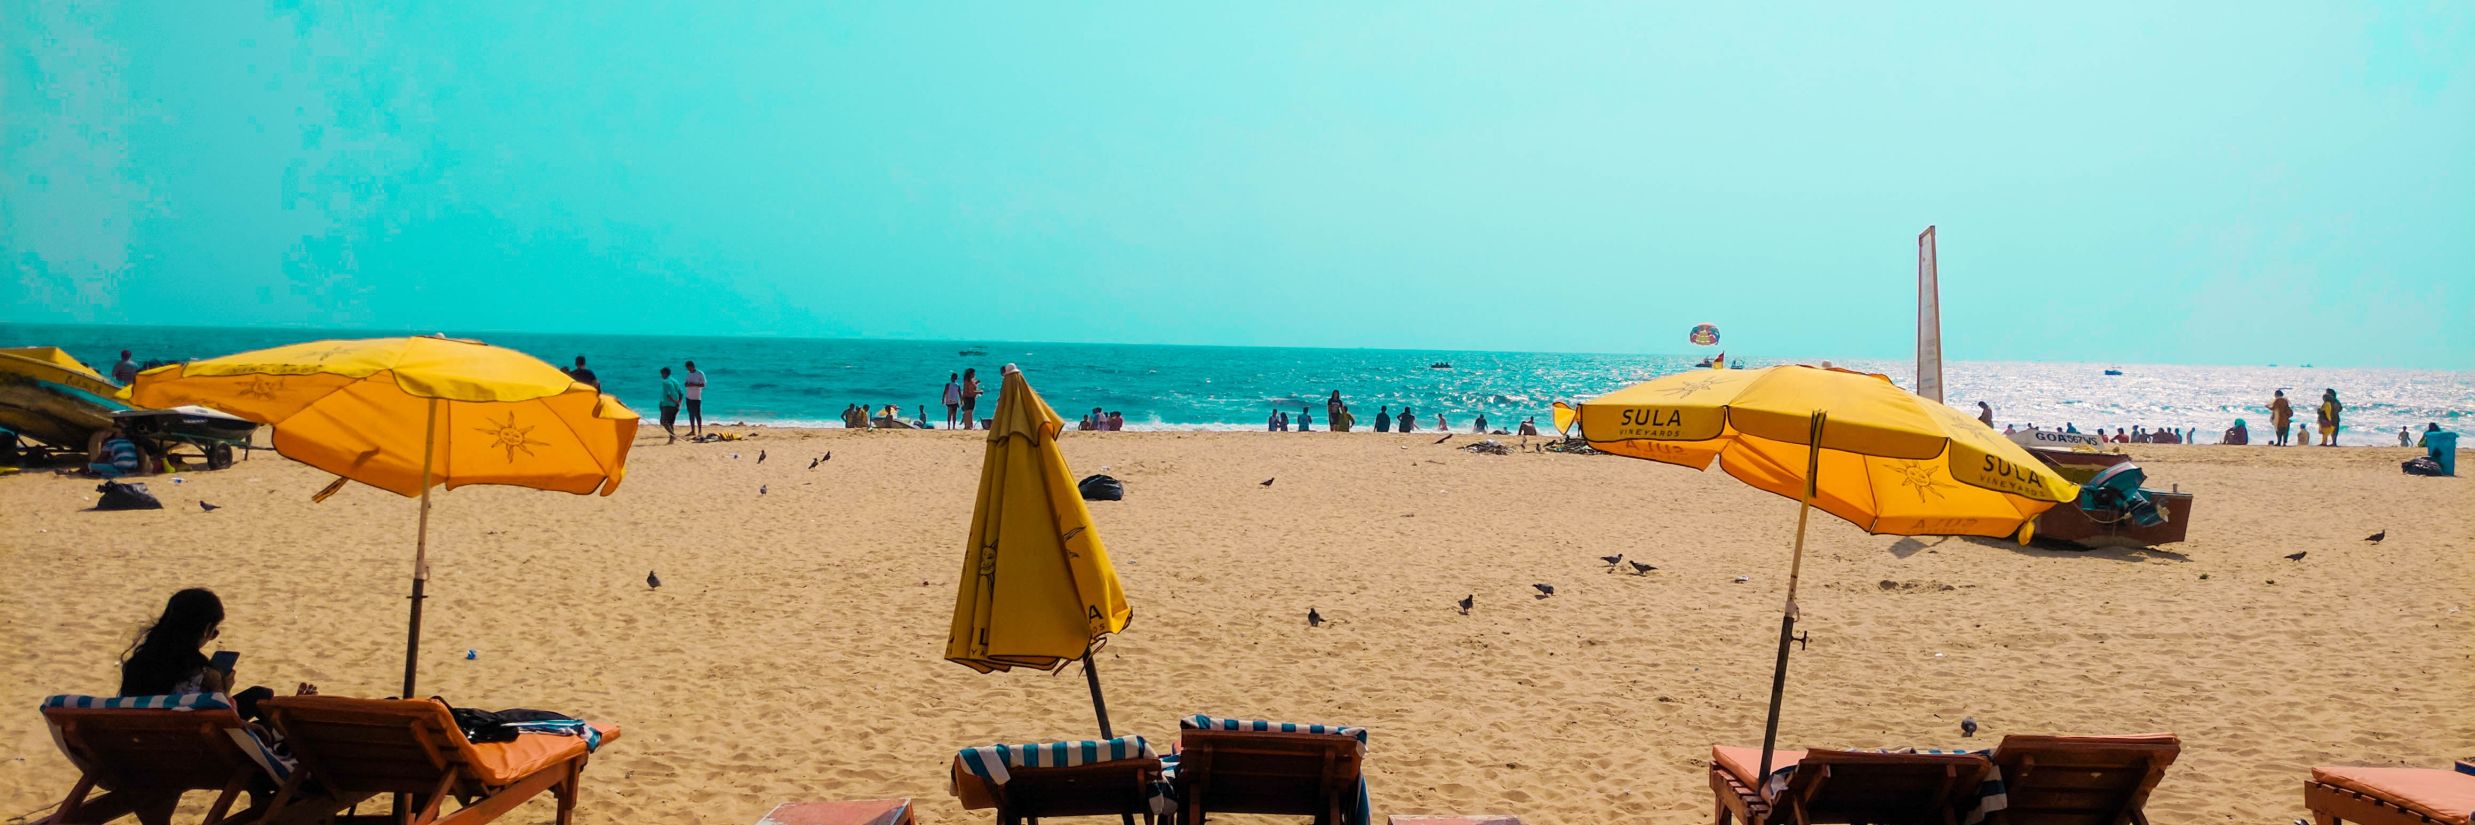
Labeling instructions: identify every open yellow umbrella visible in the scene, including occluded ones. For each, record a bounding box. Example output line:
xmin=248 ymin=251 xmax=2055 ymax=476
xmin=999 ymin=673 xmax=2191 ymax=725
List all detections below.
xmin=131 ymin=335 xmax=637 ymax=695
xmin=1574 ymin=364 xmax=2077 ymax=777
xmin=946 ymin=365 xmax=1132 ymax=734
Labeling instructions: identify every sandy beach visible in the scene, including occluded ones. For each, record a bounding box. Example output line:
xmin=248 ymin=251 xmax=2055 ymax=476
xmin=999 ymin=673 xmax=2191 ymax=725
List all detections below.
xmin=3 ymin=428 xmax=2468 ymax=824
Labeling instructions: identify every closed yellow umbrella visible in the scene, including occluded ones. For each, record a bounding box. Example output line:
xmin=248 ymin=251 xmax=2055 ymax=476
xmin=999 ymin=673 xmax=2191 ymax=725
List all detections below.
xmin=1574 ymin=364 xmax=2077 ymax=777
xmin=946 ymin=365 xmax=1132 ymax=733
xmin=132 ymin=335 xmax=637 ymax=695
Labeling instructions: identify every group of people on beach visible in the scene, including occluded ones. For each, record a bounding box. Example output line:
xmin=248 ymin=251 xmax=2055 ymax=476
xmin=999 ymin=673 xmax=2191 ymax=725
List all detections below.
xmin=639 ymin=358 xmax=705 ymax=443
xmin=1079 ymin=409 xmax=1125 ymax=431
xmin=2261 ymin=388 xmax=2345 ymax=446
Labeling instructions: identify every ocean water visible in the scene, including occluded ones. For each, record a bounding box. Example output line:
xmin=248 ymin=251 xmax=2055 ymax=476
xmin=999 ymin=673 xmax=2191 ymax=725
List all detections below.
xmin=5 ymin=322 xmax=2468 ymax=444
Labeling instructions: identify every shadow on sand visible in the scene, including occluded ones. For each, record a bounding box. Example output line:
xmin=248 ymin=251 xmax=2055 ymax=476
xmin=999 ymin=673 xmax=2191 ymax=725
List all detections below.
xmin=1889 ymin=534 xmax=2190 ymax=563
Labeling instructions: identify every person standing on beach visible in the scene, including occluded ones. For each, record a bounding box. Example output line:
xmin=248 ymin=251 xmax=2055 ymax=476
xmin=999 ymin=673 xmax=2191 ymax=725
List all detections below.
xmin=2269 ymin=390 xmax=2292 ymax=446
xmin=1397 ymin=406 xmax=1417 ymax=433
xmin=569 ymin=356 xmax=600 ymax=389
xmin=943 ymin=373 xmax=962 ymax=429
xmin=658 ymin=367 xmax=684 ymax=443
xmin=1473 ymin=413 xmax=1488 ymax=433
xmin=1434 ymin=411 xmax=1448 ymax=431
xmin=960 ymin=368 xmax=982 ymax=430
xmin=112 ymin=350 xmax=139 ymax=385
xmin=1326 ymin=391 xmax=1350 ymax=432
xmin=683 ymin=361 xmax=707 ymax=437
xmin=2318 ymin=389 xmax=2342 ymax=446
xmin=1977 ymin=401 xmax=1994 ymax=427
xmin=2399 ymin=426 xmax=2412 ymax=447
xmin=1299 ymin=406 xmax=1314 ymax=432
xmin=1375 ymin=407 xmax=1392 ymax=433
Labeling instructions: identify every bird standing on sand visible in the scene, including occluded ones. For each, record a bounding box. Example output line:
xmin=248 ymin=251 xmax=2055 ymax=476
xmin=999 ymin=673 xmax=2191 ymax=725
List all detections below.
xmin=1961 ymin=717 xmax=1978 ymax=737
xmin=1629 ymin=561 xmax=1656 ymax=575
xmin=823 ymin=451 xmax=832 ymax=462
xmin=1533 ymin=583 xmax=1555 ymax=598
xmin=1600 ymin=553 xmax=1624 ymax=570
xmin=808 ymin=457 xmax=819 ymax=469
xmin=2364 ymin=530 xmax=2385 ymax=544
xmin=757 ymin=450 xmax=766 ymax=464
xmin=1457 ymin=594 xmax=1474 ymax=615
xmin=760 ymin=484 xmax=768 ymax=496
xmin=2284 ymin=551 xmax=2307 ymax=562
xmin=1260 ymin=478 xmax=1276 ymax=487
xmin=1307 ymin=608 xmax=1324 ymax=628
xmin=199 ymin=501 xmax=220 ymax=512
xmin=646 ymin=571 xmax=662 ymax=590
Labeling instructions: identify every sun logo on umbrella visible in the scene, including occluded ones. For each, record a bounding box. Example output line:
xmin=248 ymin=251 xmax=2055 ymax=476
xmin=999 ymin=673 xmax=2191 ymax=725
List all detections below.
xmin=1661 ymin=374 xmax=1739 ymax=399
xmin=236 ymin=376 xmax=287 ymax=400
xmin=473 ymin=413 xmax=550 ymax=462
xmin=1892 ymin=461 xmax=1949 ymax=501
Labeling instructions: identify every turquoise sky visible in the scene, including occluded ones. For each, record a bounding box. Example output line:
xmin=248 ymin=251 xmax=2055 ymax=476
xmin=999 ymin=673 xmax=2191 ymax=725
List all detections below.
xmin=6 ymin=3 xmax=2471 ymax=368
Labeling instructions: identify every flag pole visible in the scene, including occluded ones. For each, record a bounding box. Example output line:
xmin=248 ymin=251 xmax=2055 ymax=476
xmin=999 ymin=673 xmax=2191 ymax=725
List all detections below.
xmin=402 ymin=398 xmax=437 ymax=698
xmin=1758 ymin=411 xmax=1827 ymax=780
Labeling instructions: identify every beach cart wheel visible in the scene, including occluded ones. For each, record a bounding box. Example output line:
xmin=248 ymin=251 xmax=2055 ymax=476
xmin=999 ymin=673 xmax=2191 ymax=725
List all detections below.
xmin=206 ymin=443 xmax=235 ymax=470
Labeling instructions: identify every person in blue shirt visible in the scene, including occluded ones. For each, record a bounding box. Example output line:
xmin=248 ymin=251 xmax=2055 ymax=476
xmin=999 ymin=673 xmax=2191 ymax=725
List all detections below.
xmin=659 ymin=367 xmax=685 ymax=444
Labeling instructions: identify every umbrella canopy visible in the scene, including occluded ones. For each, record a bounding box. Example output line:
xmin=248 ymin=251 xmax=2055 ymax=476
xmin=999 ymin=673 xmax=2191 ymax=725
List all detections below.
xmin=130 ymin=336 xmax=636 ymax=496
xmin=1575 ymin=364 xmax=2076 ymax=538
xmin=947 ymin=366 xmax=1132 ymax=675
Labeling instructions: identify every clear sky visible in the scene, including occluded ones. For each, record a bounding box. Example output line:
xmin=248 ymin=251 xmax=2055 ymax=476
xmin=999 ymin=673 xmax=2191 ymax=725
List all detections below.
xmin=5 ymin=3 xmax=2471 ymax=368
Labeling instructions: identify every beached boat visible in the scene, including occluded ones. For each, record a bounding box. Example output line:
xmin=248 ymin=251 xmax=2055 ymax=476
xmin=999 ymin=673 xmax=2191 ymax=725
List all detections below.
xmin=0 ymin=346 xmax=129 ymax=448
xmin=2025 ymin=447 xmax=2192 ymax=549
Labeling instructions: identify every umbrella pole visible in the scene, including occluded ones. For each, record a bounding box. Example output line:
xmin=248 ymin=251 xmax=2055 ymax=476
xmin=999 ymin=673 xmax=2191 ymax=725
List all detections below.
xmin=1082 ymin=652 xmax=1114 ymax=739
xmin=1758 ymin=411 xmax=1827 ymax=780
xmin=402 ymin=398 xmax=438 ymax=698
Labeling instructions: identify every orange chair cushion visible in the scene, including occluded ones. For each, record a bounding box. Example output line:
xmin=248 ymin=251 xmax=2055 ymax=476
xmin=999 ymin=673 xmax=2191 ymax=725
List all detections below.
xmin=2313 ymin=767 xmax=2475 ymax=825
xmin=465 ymin=722 xmax=619 ymax=786
xmin=1712 ymin=745 xmax=1808 ymax=790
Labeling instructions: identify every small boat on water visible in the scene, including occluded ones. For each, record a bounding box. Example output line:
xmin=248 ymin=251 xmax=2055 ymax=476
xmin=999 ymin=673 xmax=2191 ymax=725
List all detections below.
xmin=2102 ymin=368 xmax=2124 ymax=376
xmin=958 ymin=348 xmax=988 ymax=357
xmin=1428 ymin=362 xmax=1452 ymax=369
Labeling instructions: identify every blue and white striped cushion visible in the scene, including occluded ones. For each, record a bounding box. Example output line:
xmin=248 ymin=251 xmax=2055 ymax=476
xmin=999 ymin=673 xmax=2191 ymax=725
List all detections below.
xmin=1177 ymin=716 xmax=1371 ymax=825
xmin=953 ymin=736 xmax=1165 ymax=814
xmin=1179 ymin=715 xmax=1368 ymax=744
xmin=40 ymin=694 xmax=290 ymax=781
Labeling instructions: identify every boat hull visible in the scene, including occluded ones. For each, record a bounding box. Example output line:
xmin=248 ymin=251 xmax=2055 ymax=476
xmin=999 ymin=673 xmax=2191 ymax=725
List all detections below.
xmin=2027 ymin=447 xmax=2193 ymax=548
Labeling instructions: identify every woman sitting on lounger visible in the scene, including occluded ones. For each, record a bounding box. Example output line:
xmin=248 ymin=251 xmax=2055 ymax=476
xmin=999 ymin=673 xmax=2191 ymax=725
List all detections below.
xmin=122 ymin=589 xmax=315 ymax=715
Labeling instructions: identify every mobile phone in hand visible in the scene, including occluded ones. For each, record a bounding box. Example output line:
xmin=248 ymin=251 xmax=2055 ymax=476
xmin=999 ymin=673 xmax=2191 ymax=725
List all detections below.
xmin=209 ymin=650 xmax=239 ymax=674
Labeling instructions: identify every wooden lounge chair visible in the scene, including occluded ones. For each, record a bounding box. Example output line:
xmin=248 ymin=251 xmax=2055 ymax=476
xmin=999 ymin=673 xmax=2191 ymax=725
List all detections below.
xmin=1172 ymin=719 xmax=1368 ymax=825
xmin=35 ymin=694 xmax=303 ymax=825
xmin=259 ymin=696 xmax=618 ymax=825
xmin=948 ymin=738 xmax=1163 ymax=825
xmin=2305 ymin=766 xmax=2475 ymax=825
xmin=1709 ymin=745 xmax=1992 ymax=825
xmin=1986 ymin=734 xmax=2178 ymax=824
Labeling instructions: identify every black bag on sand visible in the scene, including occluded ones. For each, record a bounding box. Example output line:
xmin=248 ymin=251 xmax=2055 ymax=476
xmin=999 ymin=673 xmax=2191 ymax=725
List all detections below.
xmin=95 ymin=481 xmax=162 ymax=511
xmin=2403 ymin=456 xmax=2445 ymax=476
xmin=1077 ymin=474 xmax=1125 ymax=501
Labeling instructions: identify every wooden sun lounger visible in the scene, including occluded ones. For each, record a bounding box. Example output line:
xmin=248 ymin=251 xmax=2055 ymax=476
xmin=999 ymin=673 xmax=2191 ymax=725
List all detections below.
xmin=1987 ymin=734 xmax=2179 ymax=824
xmin=260 ymin=696 xmax=618 ymax=825
xmin=1709 ymin=746 xmax=1991 ymax=825
xmin=2306 ymin=766 xmax=2475 ymax=825
xmin=1173 ymin=728 xmax=1364 ymax=825
xmin=36 ymin=701 xmax=293 ymax=825
xmin=950 ymin=757 xmax=1163 ymax=825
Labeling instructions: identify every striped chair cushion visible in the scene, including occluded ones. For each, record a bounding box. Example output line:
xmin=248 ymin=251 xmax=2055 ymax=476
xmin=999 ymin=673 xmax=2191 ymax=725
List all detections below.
xmin=41 ymin=693 xmax=291 ymax=781
xmin=952 ymin=736 xmax=1165 ymax=814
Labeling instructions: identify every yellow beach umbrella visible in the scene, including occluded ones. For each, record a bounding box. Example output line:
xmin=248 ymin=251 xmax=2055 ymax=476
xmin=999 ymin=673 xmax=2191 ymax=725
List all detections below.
xmin=131 ymin=335 xmax=637 ymax=695
xmin=1573 ymin=364 xmax=2077 ymax=777
xmin=946 ymin=365 xmax=1132 ymax=733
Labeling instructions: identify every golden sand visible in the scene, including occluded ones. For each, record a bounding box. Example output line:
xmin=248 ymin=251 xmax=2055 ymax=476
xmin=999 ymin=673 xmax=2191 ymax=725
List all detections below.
xmin=3 ymin=430 xmax=2468 ymax=823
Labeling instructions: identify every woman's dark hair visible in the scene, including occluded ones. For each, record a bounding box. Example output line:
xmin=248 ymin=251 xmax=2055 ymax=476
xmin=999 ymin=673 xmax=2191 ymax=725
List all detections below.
xmin=119 ymin=588 xmax=223 ymax=696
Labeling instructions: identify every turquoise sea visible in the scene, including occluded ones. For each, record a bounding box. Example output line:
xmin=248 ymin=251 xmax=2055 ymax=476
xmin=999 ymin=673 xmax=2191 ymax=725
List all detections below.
xmin=4 ymin=322 xmax=2468 ymax=443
